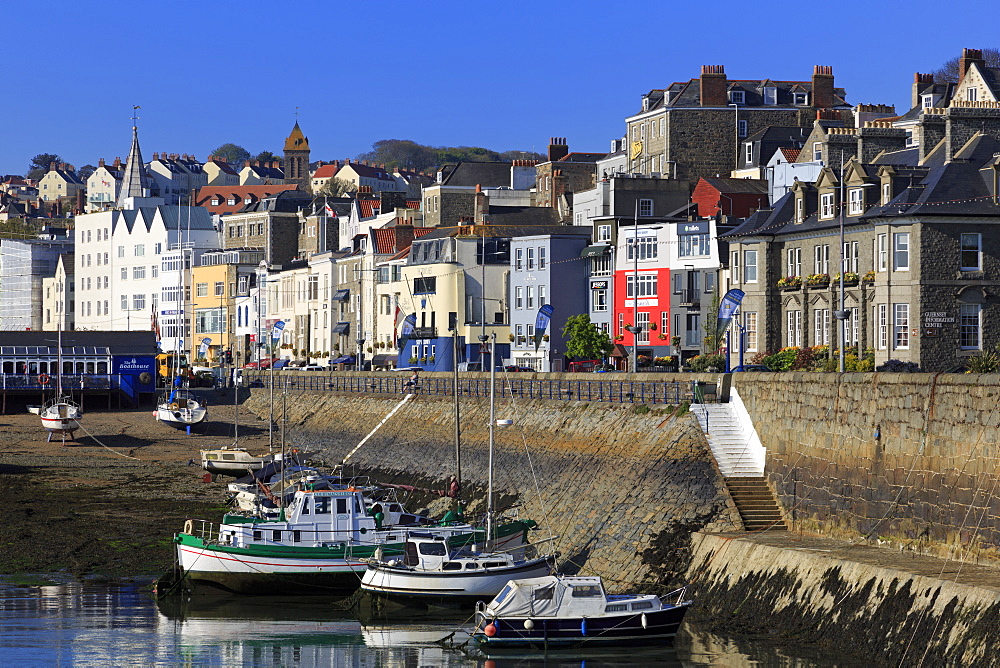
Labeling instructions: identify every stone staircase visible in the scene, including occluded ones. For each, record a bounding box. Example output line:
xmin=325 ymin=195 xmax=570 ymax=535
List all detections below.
xmin=724 ymin=477 xmax=787 ymax=532
xmin=692 ymin=390 xmax=787 ymax=531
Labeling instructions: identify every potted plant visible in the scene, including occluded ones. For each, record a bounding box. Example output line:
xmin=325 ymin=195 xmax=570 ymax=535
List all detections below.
xmin=806 ymin=273 xmax=830 ymax=287
xmin=671 ymin=335 xmax=681 ymax=347
xmin=428 ymin=356 xmax=435 ymax=364
xmin=777 ymin=275 xmax=802 ymax=289
xmin=408 ymin=356 xmax=418 ymax=364
xmin=614 ymin=334 xmax=624 ymax=342
xmin=508 ymin=333 xmax=515 ymax=341
xmin=658 ymin=333 xmax=668 ymax=341
xmin=862 ymin=270 xmax=875 ymax=283
xmin=419 ymin=356 xmax=427 ymax=364
xmin=649 ymin=322 xmax=658 ymax=331
xmin=833 ymin=271 xmax=860 ymax=285
xmin=542 ymin=334 xmax=550 ymax=341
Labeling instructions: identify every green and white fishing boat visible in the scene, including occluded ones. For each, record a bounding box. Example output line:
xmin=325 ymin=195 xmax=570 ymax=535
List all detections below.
xmin=158 ymin=485 xmax=536 ymax=597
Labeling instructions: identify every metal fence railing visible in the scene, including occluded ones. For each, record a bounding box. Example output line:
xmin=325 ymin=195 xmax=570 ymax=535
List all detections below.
xmin=242 ymin=372 xmax=714 ymax=406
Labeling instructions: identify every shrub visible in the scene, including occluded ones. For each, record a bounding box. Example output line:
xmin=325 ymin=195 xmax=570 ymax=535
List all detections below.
xmin=762 ymin=347 xmax=800 ymax=371
xmin=965 ymin=350 xmax=1000 ymax=373
xmin=876 ymin=359 xmax=922 ymax=372
xmin=688 ymin=353 xmax=724 ymax=372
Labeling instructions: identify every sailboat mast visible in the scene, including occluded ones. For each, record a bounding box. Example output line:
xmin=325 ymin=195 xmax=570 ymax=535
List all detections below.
xmin=56 ymin=328 xmax=63 ymax=399
xmin=486 ymin=332 xmax=496 ymax=545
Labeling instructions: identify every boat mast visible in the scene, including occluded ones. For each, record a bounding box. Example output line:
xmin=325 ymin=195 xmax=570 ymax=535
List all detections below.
xmin=56 ymin=327 xmax=63 ymax=400
xmin=486 ymin=332 xmax=496 ymax=547
xmin=453 ymin=329 xmax=461 ymax=499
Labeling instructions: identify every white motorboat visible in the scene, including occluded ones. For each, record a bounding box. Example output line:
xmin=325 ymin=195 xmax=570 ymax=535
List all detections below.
xmin=361 ymin=532 xmax=552 ymax=604
xmin=472 ymin=575 xmax=692 ymax=649
xmin=201 ymin=446 xmax=278 ymax=477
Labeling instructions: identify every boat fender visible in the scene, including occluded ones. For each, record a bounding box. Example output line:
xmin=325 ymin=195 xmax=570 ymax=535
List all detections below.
xmin=641 ymin=612 xmax=648 ymax=629
xmin=484 ymin=622 xmax=497 ymax=637
xmin=183 ymin=520 xmax=193 ymax=535
xmin=581 ymin=618 xmax=587 ymax=636
xmin=523 ymin=619 xmax=534 ymax=630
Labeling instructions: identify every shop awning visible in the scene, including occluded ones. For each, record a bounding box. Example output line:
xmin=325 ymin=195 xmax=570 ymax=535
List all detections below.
xmin=580 ymin=244 xmax=611 ymax=258
xmin=332 ymin=322 xmax=350 ymax=334
xmin=331 ymin=355 xmax=355 ymax=364
xmin=332 ymin=289 xmax=350 ymax=301
xmin=371 ymin=354 xmax=398 ymax=368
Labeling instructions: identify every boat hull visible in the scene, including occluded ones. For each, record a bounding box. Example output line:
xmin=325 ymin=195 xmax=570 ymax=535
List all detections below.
xmin=156 ymin=405 xmax=207 ymax=427
xmin=40 ymin=402 xmax=82 ymax=437
xmin=172 ymin=523 xmax=531 ymax=596
xmin=474 ymin=602 xmax=691 ymax=649
xmin=361 ymin=557 xmax=552 ymax=604
xmin=40 ymin=416 xmax=81 ymax=435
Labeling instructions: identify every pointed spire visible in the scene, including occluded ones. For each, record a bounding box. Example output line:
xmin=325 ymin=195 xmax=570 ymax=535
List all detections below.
xmin=116 ymin=123 xmax=147 ymax=208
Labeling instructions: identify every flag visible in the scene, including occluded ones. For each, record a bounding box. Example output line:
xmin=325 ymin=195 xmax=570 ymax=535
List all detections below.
xmin=393 ymin=304 xmax=405 ymax=346
xmin=152 ymin=308 xmax=161 ymax=340
xmin=199 ymin=337 xmax=212 ymax=355
xmin=397 ymin=313 xmax=417 ymax=353
xmin=325 ymin=204 xmax=334 ymax=216
xmin=271 ymin=320 xmax=285 ymax=341
xmin=533 ymin=304 xmax=554 ymax=351
xmin=714 ymin=289 xmax=745 ymax=343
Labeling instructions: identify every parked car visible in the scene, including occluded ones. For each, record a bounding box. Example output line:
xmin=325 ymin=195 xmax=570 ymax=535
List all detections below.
xmin=244 ymin=359 xmax=276 ymax=370
xmin=567 ymin=360 xmax=601 ymax=372
xmin=503 ymin=365 xmax=535 ymax=372
xmin=298 ymin=365 xmax=327 ymax=371
xmin=731 ymin=364 xmax=773 ymax=372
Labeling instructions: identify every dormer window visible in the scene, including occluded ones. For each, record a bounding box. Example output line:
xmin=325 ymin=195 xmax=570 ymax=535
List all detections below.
xmin=795 ymin=196 xmax=805 ymax=223
xmin=793 ymin=92 xmax=808 ymax=106
xmin=882 ymin=182 xmax=891 ymax=205
xmin=763 ymin=87 xmax=778 ymax=105
xmin=921 ymin=94 xmax=934 ymax=109
xmin=848 ymin=188 xmax=864 ymax=215
xmin=820 ymin=193 xmax=835 ymax=219
xmin=744 ymin=143 xmax=753 ymax=165
xmin=642 ymin=96 xmax=650 ymax=111
xmin=210 ymin=198 xmax=220 ymax=206
xmin=729 ymin=90 xmax=745 ymax=105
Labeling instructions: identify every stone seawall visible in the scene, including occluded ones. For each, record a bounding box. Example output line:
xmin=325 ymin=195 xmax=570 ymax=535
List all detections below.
xmin=685 ymin=532 xmax=1000 ymax=665
xmin=244 ymin=389 xmax=741 ymax=589
xmin=733 ymin=373 xmax=1000 ymax=563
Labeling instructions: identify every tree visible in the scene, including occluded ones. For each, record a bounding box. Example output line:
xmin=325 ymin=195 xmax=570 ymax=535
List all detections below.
xmin=254 ymin=150 xmax=277 ymax=163
xmin=316 ymin=177 xmax=356 ymax=197
xmin=561 ymin=314 xmax=614 ymax=360
xmin=27 ymin=153 xmax=61 ymax=181
xmin=78 ymin=164 xmax=97 ymax=182
xmin=933 ymin=48 xmax=1000 ymax=83
xmin=208 ymin=143 xmax=251 ymax=165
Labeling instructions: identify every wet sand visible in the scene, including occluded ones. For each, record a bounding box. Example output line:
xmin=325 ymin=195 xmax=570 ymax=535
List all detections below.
xmin=0 ymin=390 xmax=275 ymax=580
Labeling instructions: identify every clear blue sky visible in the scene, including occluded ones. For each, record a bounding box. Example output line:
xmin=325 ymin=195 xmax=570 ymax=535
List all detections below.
xmin=4 ymin=0 xmax=996 ymax=176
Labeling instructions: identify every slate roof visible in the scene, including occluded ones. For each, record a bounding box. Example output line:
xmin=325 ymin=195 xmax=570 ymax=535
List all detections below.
xmin=699 ymin=177 xmax=769 ymax=195
xmin=235 ymin=189 xmax=312 ymax=214
xmin=439 ymin=162 xmax=512 ymax=188
xmin=863 ymin=161 xmax=1000 ymax=219
xmin=557 ymin=152 xmax=607 ymax=163
xmin=639 ymin=77 xmax=848 ymax=113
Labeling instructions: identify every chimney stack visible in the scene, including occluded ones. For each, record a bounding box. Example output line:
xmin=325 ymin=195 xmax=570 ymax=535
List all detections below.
xmin=98 ymin=158 xmax=105 ymax=167
xmin=547 ymin=137 xmax=569 ymax=162
xmin=699 ymin=65 xmax=727 ymax=106
xmin=958 ymin=48 xmax=984 ymax=84
xmin=812 ymin=65 xmax=835 ymax=109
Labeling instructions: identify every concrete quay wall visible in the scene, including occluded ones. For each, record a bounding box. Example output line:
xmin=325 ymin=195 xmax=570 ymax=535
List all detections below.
xmin=686 ymin=532 xmax=1000 ymax=665
xmin=733 ymin=373 xmax=1000 ymax=562
xmin=244 ymin=389 xmax=742 ymax=589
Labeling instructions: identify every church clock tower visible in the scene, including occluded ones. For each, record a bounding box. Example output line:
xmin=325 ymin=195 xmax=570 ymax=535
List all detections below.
xmin=283 ymin=121 xmax=311 ymax=190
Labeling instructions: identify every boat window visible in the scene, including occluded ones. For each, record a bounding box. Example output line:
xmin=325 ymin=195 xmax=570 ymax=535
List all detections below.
xmin=272 ymin=530 xmax=281 ymax=541
xmin=631 ymin=601 xmax=654 ymax=610
xmin=571 ymin=585 xmax=602 ymax=598
xmin=222 ymin=454 xmax=235 ymax=461
xmin=293 ymin=530 xmax=301 ymax=543
xmin=389 ymin=504 xmax=402 ymax=513
xmin=253 ymin=530 xmax=262 ymax=541
xmin=205 ymin=454 xmax=218 ymax=460
xmin=314 ymin=498 xmax=331 ymax=514
xmin=533 ymin=585 xmax=555 ymax=601
xmin=418 ymin=543 xmax=447 ymax=556
xmin=482 ymin=562 xmax=505 ymax=568
xmin=354 ymin=498 xmax=361 ymax=513
xmin=465 ymin=563 xmax=479 ymax=569
xmin=494 ymin=585 xmax=513 ymax=605
xmin=336 ymin=498 xmax=347 ymax=514
xmin=301 ymin=498 xmax=310 ymax=514
xmin=605 ymin=603 xmax=628 ymax=613
xmin=442 ymin=562 xmax=463 ymax=571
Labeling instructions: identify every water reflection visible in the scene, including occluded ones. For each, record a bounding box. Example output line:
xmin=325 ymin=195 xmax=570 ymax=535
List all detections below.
xmin=0 ymin=581 xmax=845 ymax=667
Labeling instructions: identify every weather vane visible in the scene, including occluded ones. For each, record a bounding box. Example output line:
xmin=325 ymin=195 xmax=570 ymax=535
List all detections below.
xmin=131 ymin=105 xmax=141 ymax=127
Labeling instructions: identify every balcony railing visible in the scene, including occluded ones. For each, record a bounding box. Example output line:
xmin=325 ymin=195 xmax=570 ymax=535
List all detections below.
xmin=679 ymin=289 xmax=701 ymax=307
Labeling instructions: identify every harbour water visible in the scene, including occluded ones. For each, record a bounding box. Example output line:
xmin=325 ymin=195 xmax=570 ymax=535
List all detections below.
xmin=0 ymin=580 xmax=849 ymax=666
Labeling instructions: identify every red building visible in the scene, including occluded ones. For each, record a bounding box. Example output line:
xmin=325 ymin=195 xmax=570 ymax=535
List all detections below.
xmin=612 ymin=265 xmax=671 ymax=366
xmin=691 ymin=177 xmax=768 ymax=218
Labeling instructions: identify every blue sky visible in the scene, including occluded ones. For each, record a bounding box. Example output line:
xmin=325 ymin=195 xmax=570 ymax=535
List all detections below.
xmin=4 ymin=0 xmax=997 ymax=176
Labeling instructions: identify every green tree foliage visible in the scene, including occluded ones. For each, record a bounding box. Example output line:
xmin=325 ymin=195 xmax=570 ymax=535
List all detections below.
xmin=254 ymin=150 xmax=277 ymax=163
xmin=0 ymin=217 xmax=39 ymax=239
xmin=561 ymin=314 xmax=614 ymax=360
xmin=316 ymin=177 xmax=356 ymax=197
xmin=357 ymin=139 xmax=544 ymax=173
xmin=209 ymin=143 xmax=251 ymax=165
xmin=77 ymin=164 xmax=97 ymax=182
xmin=933 ymin=48 xmax=1000 ymax=83
xmin=27 ymin=153 xmax=61 ymax=181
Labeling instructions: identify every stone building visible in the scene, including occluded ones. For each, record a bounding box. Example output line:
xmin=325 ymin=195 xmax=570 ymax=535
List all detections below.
xmin=534 ymin=138 xmax=604 ymax=221
xmin=221 ymin=189 xmax=314 ymax=265
xmin=283 ymin=122 xmax=311 ymax=190
xmin=626 ymin=64 xmax=850 ymax=184
xmin=724 ymin=103 xmax=1000 ymax=372
xmin=420 ymin=161 xmax=536 ymax=228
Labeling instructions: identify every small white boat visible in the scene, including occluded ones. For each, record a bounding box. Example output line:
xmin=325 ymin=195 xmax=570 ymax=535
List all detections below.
xmin=361 ymin=532 xmax=553 ymax=604
xmin=472 ymin=575 xmax=692 ymax=649
xmin=156 ymin=389 xmax=207 ymax=432
xmin=40 ymin=398 xmax=83 ymax=443
xmin=201 ymin=447 xmax=278 ymax=477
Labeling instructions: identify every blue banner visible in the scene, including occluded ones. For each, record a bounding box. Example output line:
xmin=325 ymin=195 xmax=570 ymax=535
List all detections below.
xmin=715 ymin=289 xmax=745 ymax=342
xmin=533 ymin=304 xmax=554 ymax=351
xmin=271 ymin=320 xmax=285 ymax=341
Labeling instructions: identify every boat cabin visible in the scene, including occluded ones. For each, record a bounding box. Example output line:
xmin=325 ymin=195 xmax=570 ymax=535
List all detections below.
xmin=399 ymin=533 xmax=515 ymax=572
xmin=485 ymin=575 xmax=629 ymax=618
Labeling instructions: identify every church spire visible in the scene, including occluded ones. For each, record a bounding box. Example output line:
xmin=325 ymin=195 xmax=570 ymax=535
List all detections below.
xmin=116 ymin=108 xmax=148 ymax=208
